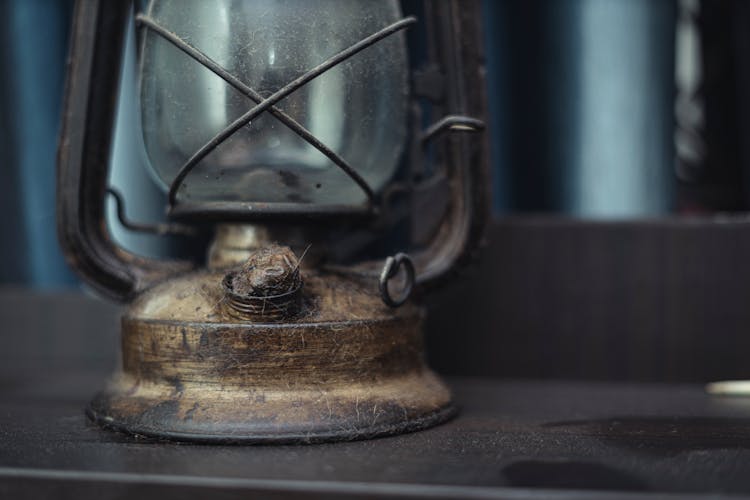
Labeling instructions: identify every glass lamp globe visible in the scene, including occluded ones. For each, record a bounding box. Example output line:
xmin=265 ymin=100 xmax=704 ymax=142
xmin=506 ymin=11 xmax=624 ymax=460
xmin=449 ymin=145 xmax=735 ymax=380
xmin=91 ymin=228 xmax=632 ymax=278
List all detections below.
xmin=139 ymin=0 xmax=409 ymax=207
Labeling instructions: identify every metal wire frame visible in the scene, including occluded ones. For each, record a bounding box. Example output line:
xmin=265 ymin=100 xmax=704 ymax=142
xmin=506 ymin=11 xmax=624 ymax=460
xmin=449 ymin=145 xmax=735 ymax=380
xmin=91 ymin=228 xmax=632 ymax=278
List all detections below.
xmin=135 ymin=14 xmax=417 ymax=211
xmin=58 ymin=0 xmax=489 ymax=305
xmin=135 ymin=9 xmax=484 ymax=307
xmin=421 ymin=115 xmax=485 ymax=144
xmin=107 ymin=188 xmax=196 ymax=236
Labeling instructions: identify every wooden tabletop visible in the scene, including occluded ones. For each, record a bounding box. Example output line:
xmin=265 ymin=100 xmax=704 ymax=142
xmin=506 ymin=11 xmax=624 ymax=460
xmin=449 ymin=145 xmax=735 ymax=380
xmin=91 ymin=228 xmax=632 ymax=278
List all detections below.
xmin=1 ymin=288 xmax=749 ymax=499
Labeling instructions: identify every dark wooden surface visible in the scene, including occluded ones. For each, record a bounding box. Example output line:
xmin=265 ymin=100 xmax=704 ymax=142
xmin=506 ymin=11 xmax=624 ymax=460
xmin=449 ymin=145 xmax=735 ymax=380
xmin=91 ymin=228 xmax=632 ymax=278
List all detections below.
xmin=2 ymin=288 xmax=750 ymax=498
xmin=427 ymin=216 xmax=750 ymax=382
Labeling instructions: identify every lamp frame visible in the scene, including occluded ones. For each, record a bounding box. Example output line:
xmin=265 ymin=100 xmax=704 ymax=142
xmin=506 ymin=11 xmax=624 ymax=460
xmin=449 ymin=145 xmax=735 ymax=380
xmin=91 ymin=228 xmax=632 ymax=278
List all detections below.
xmin=57 ymin=0 xmax=489 ymax=302
xmin=57 ymin=0 xmax=489 ymax=444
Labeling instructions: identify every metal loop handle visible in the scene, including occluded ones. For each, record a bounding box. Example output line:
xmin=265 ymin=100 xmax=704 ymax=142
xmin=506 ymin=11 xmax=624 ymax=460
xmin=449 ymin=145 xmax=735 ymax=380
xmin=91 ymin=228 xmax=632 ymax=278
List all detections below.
xmin=379 ymin=253 xmax=415 ymax=308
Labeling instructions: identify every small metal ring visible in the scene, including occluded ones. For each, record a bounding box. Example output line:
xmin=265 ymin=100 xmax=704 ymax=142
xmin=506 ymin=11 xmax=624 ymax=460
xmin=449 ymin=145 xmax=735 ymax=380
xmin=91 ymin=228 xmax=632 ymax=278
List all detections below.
xmin=379 ymin=253 xmax=415 ymax=308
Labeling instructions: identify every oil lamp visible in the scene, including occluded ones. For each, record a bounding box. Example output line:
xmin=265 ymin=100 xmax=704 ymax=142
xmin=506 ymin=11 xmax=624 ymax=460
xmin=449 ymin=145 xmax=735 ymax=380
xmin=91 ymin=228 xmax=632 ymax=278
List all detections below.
xmin=57 ymin=0 xmax=488 ymax=443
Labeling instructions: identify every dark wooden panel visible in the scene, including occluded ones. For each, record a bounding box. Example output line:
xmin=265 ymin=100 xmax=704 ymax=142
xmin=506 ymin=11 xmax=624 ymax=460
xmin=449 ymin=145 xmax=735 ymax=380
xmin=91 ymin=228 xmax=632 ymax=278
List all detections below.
xmin=427 ymin=216 xmax=750 ymax=382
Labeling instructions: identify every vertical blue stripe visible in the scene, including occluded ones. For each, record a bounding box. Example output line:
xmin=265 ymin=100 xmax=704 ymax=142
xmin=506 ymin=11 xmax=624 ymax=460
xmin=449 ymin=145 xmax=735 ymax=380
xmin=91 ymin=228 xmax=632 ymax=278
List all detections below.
xmin=10 ymin=0 xmax=76 ymax=286
xmin=571 ymin=0 xmax=676 ymax=216
xmin=482 ymin=0 xmax=508 ymax=213
xmin=483 ymin=0 xmax=675 ymax=216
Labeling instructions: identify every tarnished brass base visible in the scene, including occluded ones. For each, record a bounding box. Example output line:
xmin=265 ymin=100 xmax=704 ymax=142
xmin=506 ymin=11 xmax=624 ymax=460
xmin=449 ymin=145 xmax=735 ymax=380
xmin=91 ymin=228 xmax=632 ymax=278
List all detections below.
xmin=88 ymin=270 xmax=455 ymax=443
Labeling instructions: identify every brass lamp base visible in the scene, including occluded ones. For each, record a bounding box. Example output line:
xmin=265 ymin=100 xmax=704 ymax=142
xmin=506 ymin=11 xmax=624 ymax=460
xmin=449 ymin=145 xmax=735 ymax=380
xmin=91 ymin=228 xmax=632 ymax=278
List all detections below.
xmin=87 ymin=269 xmax=455 ymax=443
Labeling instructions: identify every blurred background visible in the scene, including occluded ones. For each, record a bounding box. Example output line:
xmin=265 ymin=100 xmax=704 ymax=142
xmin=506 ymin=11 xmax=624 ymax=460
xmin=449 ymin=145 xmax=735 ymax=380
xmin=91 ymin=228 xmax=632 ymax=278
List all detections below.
xmin=2 ymin=0 xmax=750 ymax=383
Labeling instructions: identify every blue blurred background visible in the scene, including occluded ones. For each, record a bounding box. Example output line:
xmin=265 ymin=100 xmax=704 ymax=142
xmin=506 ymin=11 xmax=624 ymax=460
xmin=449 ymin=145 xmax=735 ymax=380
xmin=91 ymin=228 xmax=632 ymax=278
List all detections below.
xmin=2 ymin=0 xmax=744 ymax=288
xmin=0 ymin=0 xmax=74 ymax=286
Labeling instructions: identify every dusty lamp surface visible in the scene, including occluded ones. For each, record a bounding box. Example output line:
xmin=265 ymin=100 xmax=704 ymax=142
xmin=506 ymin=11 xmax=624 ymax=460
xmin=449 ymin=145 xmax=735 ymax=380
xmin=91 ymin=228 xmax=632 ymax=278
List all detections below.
xmin=57 ymin=0 xmax=488 ymax=443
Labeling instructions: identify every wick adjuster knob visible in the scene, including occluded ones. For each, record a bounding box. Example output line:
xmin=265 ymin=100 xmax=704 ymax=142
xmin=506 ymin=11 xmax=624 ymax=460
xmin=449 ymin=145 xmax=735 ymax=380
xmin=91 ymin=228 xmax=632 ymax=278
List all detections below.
xmin=222 ymin=245 xmax=303 ymax=321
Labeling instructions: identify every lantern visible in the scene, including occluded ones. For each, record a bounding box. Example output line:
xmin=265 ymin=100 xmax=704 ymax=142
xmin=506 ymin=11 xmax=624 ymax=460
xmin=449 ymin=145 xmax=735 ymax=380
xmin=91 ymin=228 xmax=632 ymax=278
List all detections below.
xmin=57 ymin=0 xmax=488 ymax=443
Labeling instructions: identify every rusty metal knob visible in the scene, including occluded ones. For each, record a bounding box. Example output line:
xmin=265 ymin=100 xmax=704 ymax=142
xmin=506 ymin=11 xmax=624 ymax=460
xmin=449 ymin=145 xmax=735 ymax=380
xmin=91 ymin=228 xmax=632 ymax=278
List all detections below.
xmin=222 ymin=245 xmax=303 ymax=320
